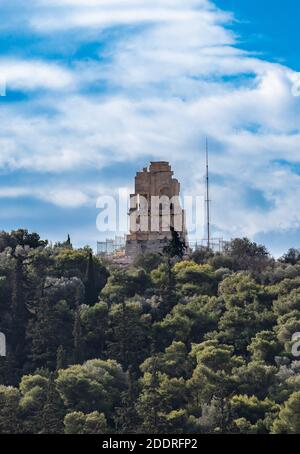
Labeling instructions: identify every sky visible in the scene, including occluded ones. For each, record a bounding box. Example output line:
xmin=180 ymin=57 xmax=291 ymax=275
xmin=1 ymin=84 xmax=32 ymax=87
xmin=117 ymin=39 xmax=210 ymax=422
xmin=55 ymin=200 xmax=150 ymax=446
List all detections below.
xmin=0 ymin=0 xmax=300 ymax=256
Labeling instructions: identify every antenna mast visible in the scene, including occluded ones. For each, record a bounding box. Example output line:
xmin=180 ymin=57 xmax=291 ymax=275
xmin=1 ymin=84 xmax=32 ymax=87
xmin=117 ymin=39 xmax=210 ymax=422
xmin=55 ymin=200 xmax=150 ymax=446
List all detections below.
xmin=205 ymin=138 xmax=211 ymax=250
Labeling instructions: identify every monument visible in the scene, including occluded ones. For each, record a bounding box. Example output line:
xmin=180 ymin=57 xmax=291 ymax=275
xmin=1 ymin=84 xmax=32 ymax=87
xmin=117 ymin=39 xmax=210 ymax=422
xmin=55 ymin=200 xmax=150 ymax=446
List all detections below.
xmin=125 ymin=161 xmax=187 ymax=257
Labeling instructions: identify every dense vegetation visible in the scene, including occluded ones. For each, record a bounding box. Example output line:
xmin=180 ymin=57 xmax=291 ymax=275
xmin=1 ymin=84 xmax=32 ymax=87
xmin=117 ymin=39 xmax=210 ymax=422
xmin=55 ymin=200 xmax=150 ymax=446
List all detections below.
xmin=1 ymin=230 xmax=300 ymax=434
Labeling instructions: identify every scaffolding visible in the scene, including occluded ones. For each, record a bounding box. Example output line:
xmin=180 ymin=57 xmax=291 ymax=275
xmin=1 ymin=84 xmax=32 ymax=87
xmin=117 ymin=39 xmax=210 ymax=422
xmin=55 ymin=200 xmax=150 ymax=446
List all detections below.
xmin=97 ymin=236 xmax=126 ymax=256
xmin=189 ymin=238 xmax=228 ymax=253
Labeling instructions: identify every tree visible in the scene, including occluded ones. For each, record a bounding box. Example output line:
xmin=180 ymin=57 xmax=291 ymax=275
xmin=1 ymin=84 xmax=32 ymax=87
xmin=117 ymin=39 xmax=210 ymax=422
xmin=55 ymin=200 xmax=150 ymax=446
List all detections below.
xmin=279 ymin=248 xmax=300 ymax=265
xmin=156 ymin=296 xmax=222 ymax=347
xmin=217 ymin=273 xmax=275 ymax=354
xmin=156 ymin=341 xmax=191 ymax=379
xmin=64 ymin=411 xmax=107 ymax=434
xmin=73 ymin=306 xmax=83 ymax=364
xmin=133 ymin=253 xmax=163 ymax=273
xmin=85 ymin=252 xmax=98 ymax=305
xmin=41 ymin=375 xmax=65 ymax=434
xmin=2 ymin=229 xmax=300 ymax=434
xmin=187 ymin=340 xmax=244 ymax=431
xmin=0 ymin=385 xmax=21 ymax=433
xmin=136 ymin=356 xmax=169 ymax=434
xmin=230 ymin=395 xmax=279 ymax=434
xmin=80 ymin=302 xmax=109 ymax=360
xmin=272 ymin=391 xmax=300 ymax=433
xmin=151 ymin=262 xmax=177 ymax=316
xmin=248 ymin=331 xmax=281 ymax=364
xmin=55 ymin=359 xmax=127 ymax=417
xmin=233 ymin=361 xmax=277 ymax=400
xmin=190 ymin=246 xmax=214 ymax=265
xmin=56 ymin=345 xmax=68 ymax=371
xmin=163 ymin=227 xmax=186 ymax=260
xmin=114 ymin=368 xmax=140 ymax=434
xmin=10 ymin=229 xmax=48 ymax=249
xmin=28 ymin=295 xmax=74 ymax=370
xmin=173 ymin=261 xmax=217 ymax=297
xmin=55 ymin=248 xmax=108 ymax=295
xmin=224 ymin=238 xmax=271 ymax=273
xmin=273 ymin=288 xmax=300 ymax=316
xmin=66 ymin=234 xmax=72 ymax=248
xmin=101 ymin=268 xmax=150 ymax=303
xmin=10 ymin=256 xmax=28 ymax=371
xmin=19 ymin=374 xmax=49 ymax=433
xmin=107 ymin=300 xmax=151 ymax=371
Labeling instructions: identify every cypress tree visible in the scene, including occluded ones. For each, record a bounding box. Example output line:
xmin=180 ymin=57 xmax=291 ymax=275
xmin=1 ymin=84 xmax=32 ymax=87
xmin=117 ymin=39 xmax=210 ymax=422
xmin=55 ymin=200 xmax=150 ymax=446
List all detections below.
xmin=163 ymin=226 xmax=186 ymax=259
xmin=56 ymin=345 xmax=68 ymax=371
xmin=66 ymin=234 xmax=72 ymax=248
xmin=11 ymin=257 xmax=27 ymax=370
xmin=73 ymin=306 xmax=82 ymax=364
xmin=136 ymin=356 xmax=169 ymax=434
xmin=41 ymin=374 xmax=65 ymax=434
xmin=84 ymin=252 xmax=98 ymax=305
xmin=114 ymin=368 xmax=140 ymax=433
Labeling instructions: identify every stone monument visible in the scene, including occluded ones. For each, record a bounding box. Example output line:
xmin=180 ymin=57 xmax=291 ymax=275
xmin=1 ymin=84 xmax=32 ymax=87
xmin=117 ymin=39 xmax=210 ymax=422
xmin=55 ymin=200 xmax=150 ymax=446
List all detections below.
xmin=125 ymin=162 xmax=187 ymax=257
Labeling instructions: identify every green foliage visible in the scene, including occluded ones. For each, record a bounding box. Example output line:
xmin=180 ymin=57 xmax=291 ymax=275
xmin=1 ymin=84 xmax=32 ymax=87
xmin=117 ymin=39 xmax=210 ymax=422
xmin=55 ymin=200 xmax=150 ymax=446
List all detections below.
xmin=102 ymin=267 xmax=150 ymax=303
xmin=230 ymin=395 xmax=279 ymax=434
xmin=133 ymin=253 xmax=164 ymax=273
xmin=80 ymin=302 xmax=109 ymax=360
xmin=272 ymin=391 xmax=300 ymax=433
xmin=1 ymin=230 xmax=300 ymax=434
xmin=163 ymin=227 xmax=186 ymax=259
xmin=107 ymin=300 xmax=152 ymax=371
xmin=248 ymin=331 xmax=281 ymax=364
xmin=41 ymin=375 xmax=65 ymax=434
xmin=19 ymin=374 xmax=49 ymax=433
xmin=55 ymin=248 xmax=109 ymax=296
xmin=64 ymin=411 xmax=107 ymax=434
xmin=0 ymin=385 xmax=21 ymax=433
xmin=55 ymin=359 xmax=127 ymax=416
xmin=279 ymin=248 xmax=300 ymax=266
xmin=173 ymin=261 xmax=217 ymax=297
xmin=28 ymin=297 xmax=74 ymax=370
xmin=224 ymin=237 xmax=271 ymax=273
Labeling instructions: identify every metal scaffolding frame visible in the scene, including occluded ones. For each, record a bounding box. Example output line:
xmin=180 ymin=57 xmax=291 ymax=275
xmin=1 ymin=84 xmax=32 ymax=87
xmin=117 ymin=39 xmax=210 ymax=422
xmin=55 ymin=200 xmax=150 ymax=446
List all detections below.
xmin=189 ymin=238 xmax=228 ymax=253
xmin=97 ymin=236 xmax=126 ymax=256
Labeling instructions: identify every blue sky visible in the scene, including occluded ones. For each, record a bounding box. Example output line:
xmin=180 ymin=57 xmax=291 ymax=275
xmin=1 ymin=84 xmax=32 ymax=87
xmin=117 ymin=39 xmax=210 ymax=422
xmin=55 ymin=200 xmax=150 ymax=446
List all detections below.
xmin=0 ymin=0 xmax=300 ymax=256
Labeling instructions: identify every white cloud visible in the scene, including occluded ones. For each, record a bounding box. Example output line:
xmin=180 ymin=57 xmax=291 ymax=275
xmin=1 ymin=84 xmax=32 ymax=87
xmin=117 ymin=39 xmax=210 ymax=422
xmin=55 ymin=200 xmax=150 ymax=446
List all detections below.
xmin=30 ymin=0 xmax=228 ymax=32
xmin=45 ymin=188 xmax=88 ymax=207
xmin=0 ymin=59 xmax=74 ymax=91
xmin=0 ymin=0 xmax=300 ymax=246
xmin=0 ymin=184 xmax=91 ymax=208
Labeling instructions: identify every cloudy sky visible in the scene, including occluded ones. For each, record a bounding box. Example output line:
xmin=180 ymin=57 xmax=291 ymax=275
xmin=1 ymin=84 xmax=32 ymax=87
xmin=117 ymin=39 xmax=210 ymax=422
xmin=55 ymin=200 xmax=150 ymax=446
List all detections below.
xmin=0 ymin=0 xmax=299 ymax=256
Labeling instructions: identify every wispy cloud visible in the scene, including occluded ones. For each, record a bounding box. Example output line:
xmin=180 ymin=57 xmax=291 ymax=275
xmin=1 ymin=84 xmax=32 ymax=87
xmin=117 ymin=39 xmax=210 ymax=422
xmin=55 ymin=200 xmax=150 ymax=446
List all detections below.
xmin=0 ymin=0 xmax=299 ymax=250
xmin=0 ymin=59 xmax=74 ymax=90
xmin=29 ymin=0 xmax=229 ymax=32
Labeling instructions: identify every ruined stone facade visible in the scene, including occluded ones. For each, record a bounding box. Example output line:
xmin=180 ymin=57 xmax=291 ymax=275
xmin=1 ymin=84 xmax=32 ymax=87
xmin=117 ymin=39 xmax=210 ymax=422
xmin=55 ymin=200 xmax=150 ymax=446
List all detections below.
xmin=125 ymin=162 xmax=187 ymax=257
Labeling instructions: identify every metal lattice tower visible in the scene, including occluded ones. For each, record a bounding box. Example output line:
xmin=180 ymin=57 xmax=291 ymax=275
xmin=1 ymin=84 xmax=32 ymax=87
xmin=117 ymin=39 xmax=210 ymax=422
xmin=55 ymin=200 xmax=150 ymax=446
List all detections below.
xmin=205 ymin=138 xmax=211 ymax=250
